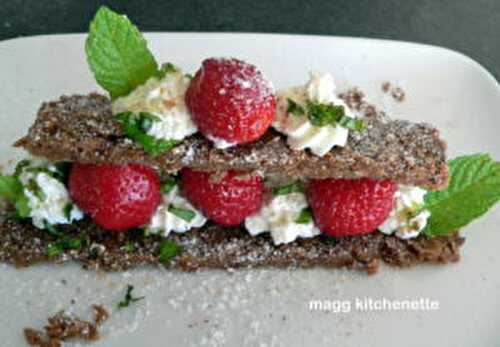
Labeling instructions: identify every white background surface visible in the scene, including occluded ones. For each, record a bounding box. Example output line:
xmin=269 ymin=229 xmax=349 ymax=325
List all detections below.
xmin=0 ymin=33 xmax=499 ymax=347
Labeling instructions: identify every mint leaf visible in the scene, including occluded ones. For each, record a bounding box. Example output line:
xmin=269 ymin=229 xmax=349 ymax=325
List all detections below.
xmin=158 ymin=240 xmax=183 ymax=263
xmin=86 ymin=6 xmax=159 ymax=99
xmin=116 ymin=111 xmax=180 ymax=156
xmin=424 ymin=154 xmax=500 ymax=236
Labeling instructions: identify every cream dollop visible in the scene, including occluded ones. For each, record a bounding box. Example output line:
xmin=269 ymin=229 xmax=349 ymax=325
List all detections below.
xmin=112 ymin=69 xmax=198 ymax=141
xmin=245 ymin=192 xmax=320 ymax=245
xmin=273 ymin=72 xmax=357 ymax=156
xmin=147 ymin=186 xmax=206 ymax=236
xmin=378 ymin=185 xmax=430 ymax=239
xmin=18 ymin=162 xmax=83 ymax=229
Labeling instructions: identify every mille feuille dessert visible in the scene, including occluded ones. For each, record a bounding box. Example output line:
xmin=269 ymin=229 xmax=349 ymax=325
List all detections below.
xmin=1 ymin=7 xmax=499 ymax=274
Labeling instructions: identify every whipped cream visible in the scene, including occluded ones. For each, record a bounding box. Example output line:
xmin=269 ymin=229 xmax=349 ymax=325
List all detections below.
xmin=206 ymin=134 xmax=236 ymax=149
xmin=245 ymin=192 xmax=320 ymax=245
xmin=112 ymin=69 xmax=198 ymax=141
xmin=378 ymin=185 xmax=430 ymax=239
xmin=148 ymin=186 xmax=206 ymax=236
xmin=18 ymin=162 xmax=83 ymax=229
xmin=273 ymin=72 xmax=357 ymax=156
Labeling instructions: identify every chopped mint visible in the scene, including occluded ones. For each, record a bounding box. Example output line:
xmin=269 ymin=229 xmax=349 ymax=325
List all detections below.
xmin=13 ymin=159 xmax=31 ymax=177
xmin=63 ymin=203 xmax=74 ymax=220
xmin=158 ymin=239 xmax=183 ymax=263
xmin=423 ymin=154 xmax=500 ymax=236
xmin=85 ymin=6 xmax=160 ymax=99
xmin=272 ymin=182 xmax=304 ymax=196
xmin=116 ymin=111 xmax=180 ymax=156
xmin=286 ymin=98 xmax=364 ymax=131
xmin=122 ymin=243 xmax=136 ymax=253
xmin=286 ymin=98 xmax=306 ymax=116
xmin=185 ymin=73 xmax=194 ymax=80
xmin=0 ymin=174 xmax=31 ymax=218
xmin=168 ymin=204 xmax=195 ymax=222
xmin=46 ymin=235 xmax=85 ymax=257
xmin=295 ymin=208 xmax=313 ymax=224
xmin=157 ymin=62 xmax=178 ymax=78
xmin=161 ymin=177 xmax=177 ymax=194
xmin=43 ymin=220 xmax=62 ymax=237
xmin=46 ymin=243 xmax=64 ymax=257
xmin=27 ymin=178 xmax=46 ymax=201
xmin=138 ymin=112 xmax=161 ymax=132
xmin=118 ymin=285 xmax=144 ymax=309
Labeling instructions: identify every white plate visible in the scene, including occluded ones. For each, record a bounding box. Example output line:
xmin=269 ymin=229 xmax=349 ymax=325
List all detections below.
xmin=1 ymin=33 xmax=499 ymax=347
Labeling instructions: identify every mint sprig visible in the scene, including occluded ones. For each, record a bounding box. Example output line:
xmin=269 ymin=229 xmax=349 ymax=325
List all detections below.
xmin=423 ymin=153 xmax=500 ymax=236
xmin=86 ymin=6 xmax=160 ymax=99
xmin=116 ymin=111 xmax=180 ymax=156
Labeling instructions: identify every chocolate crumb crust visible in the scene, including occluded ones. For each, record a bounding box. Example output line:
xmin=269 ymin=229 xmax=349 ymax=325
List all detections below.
xmin=0 ymin=216 xmax=464 ymax=274
xmin=24 ymin=304 xmax=108 ymax=347
xmin=15 ymin=90 xmax=448 ymax=189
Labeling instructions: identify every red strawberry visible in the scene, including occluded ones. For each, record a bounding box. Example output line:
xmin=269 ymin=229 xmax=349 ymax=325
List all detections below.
xmin=69 ymin=163 xmax=161 ymax=231
xmin=185 ymin=58 xmax=276 ymax=146
xmin=181 ymin=168 xmax=264 ymax=226
xmin=307 ymin=178 xmax=397 ymax=237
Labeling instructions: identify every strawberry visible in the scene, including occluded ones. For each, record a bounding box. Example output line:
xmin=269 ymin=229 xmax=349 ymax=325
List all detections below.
xmin=69 ymin=163 xmax=161 ymax=231
xmin=181 ymin=168 xmax=264 ymax=226
xmin=307 ymin=178 xmax=397 ymax=237
xmin=185 ymin=58 xmax=276 ymax=146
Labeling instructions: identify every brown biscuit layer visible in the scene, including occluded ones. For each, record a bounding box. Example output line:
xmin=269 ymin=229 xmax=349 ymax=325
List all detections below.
xmin=15 ymin=91 xmax=448 ymax=189
xmin=0 ymin=216 xmax=464 ymax=274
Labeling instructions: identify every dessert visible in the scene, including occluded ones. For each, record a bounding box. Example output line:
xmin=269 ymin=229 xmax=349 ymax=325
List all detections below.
xmin=1 ymin=6 xmax=499 ymax=274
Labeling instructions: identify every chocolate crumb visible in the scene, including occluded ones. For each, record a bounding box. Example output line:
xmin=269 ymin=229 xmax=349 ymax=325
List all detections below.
xmin=24 ymin=304 xmax=108 ymax=347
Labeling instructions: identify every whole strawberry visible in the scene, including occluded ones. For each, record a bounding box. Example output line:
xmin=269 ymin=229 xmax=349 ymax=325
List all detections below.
xmin=181 ymin=168 xmax=264 ymax=226
xmin=185 ymin=58 xmax=276 ymax=147
xmin=69 ymin=163 xmax=161 ymax=231
xmin=307 ymin=178 xmax=397 ymax=237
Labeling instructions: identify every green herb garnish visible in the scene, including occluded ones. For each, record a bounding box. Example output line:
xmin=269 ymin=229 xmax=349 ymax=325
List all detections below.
xmin=161 ymin=177 xmax=177 ymax=194
xmin=423 ymin=153 xmax=500 ymax=236
xmin=116 ymin=111 xmax=180 ymax=156
xmin=122 ymin=243 xmax=136 ymax=253
xmin=185 ymin=73 xmax=194 ymax=80
xmin=168 ymin=205 xmax=196 ymax=222
xmin=286 ymin=98 xmax=364 ymax=131
xmin=46 ymin=234 xmax=86 ymax=257
xmin=158 ymin=239 xmax=183 ymax=263
xmin=118 ymin=285 xmax=145 ymax=309
xmin=86 ymin=6 xmax=160 ymax=99
xmin=63 ymin=203 xmax=74 ymax=220
xmin=272 ymin=182 xmax=304 ymax=196
xmin=157 ymin=62 xmax=178 ymax=78
xmin=0 ymin=174 xmax=31 ymax=218
xmin=27 ymin=178 xmax=46 ymax=201
xmin=295 ymin=208 xmax=313 ymax=224
xmin=13 ymin=159 xmax=31 ymax=177
xmin=286 ymin=98 xmax=305 ymax=116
